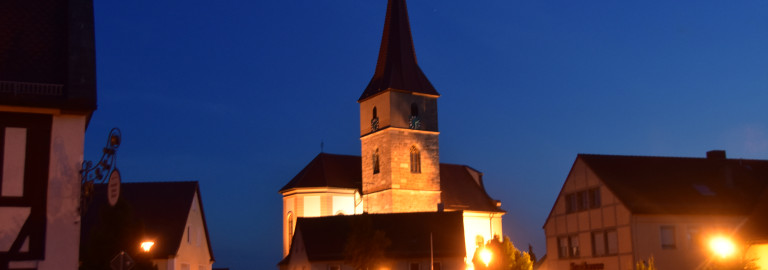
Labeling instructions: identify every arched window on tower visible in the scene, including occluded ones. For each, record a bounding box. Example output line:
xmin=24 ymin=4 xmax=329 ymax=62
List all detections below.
xmin=373 ymin=148 xmax=380 ymax=174
xmin=371 ymin=106 xmax=379 ymax=132
xmin=287 ymin=212 xmax=294 ymax=243
xmin=409 ymin=103 xmax=421 ymax=129
xmin=410 ymin=146 xmax=421 ymax=173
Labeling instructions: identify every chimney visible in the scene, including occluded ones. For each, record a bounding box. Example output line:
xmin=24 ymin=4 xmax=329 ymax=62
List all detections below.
xmin=707 ymin=150 xmax=726 ymax=159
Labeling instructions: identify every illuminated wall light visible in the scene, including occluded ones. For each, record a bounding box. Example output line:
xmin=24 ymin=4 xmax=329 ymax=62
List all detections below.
xmin=480 ymin=248 xmax=492 ymax=267
xmin=141 ymin=241 xmax=155 ymax=252
xmin=709 ymin=236 xmax=735 ymax=258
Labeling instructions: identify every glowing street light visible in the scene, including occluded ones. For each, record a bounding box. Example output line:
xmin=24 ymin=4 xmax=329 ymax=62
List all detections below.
xmin=709 ymin=236 xmax=735 ymax=258
xmin=140 ymin=241 xmax=155 ymax=252
xmin=479 ymin=248 xmax=492 ymax=267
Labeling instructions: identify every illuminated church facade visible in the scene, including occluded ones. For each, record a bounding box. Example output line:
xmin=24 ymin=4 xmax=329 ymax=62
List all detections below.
xmin=279 ymin=0 xmax=505 ymax=268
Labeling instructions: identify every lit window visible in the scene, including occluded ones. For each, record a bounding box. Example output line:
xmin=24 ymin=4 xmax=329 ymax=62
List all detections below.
xmin=410 ymin=146 xmax=421 ymax=173
xmin=661 ymin=226 xmax=676 ymax=249
xmin=373 ymin=148 xmax=380 ymax=174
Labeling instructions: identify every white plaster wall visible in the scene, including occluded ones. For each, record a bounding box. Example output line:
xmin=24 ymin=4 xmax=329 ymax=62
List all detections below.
xmin=281 ymin=189 xmax=357 ymax=257
xmin=632 ymin=215 xmax=745 ymax=270
xmin=462 ymin=211 xmax=503 ymax=266
xmin=173 ymin=193 xmax=213 ymax=270
xmin=37 ymin=114 xmax=86 ymax=270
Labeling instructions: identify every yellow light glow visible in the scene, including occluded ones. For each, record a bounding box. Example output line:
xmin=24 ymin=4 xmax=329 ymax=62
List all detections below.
xmin=480 ymin=248 xmax=492 ymax=267
xmin=709 ymin=236 xmax=735 ymax=258
xmin=140 ymin=241 xmax=155 ymax=252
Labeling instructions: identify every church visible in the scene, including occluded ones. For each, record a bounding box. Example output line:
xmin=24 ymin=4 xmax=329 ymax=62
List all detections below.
xmin=279 ymin=0 xmax=505 ymax=269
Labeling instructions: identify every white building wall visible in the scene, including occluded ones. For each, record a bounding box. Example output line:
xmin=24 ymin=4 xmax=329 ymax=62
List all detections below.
xmin=37 ymin=114 xmax=87 ymax=270
xmin=173 ymin=193 xmax=213 ymax=270
xmin=462 ymin=211 xmax=503 ymax=267
xmin=281 ymin=188 xmax=359 ymax=257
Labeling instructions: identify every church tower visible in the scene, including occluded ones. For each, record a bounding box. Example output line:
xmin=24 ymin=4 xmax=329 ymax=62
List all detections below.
xmin=359 ymin=0 xmax=441 ymax=213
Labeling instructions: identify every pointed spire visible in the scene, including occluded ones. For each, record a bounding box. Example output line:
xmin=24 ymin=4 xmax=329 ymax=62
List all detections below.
xmin=358 ymin=0 xmax=439 ymax=102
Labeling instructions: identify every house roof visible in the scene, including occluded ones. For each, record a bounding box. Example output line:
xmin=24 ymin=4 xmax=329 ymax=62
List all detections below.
xmin=279 ymin=153 xmax=504 ymax=213
xmin=0 ymin=0 xmax=97 ymax=112
xmin=81 ymin=181 xmax=214 ymax=261
xmin=739 ymin=188 xmax=768 ymax=242
xmin=358 ymin=0 xmax=439 ymax=102
xmin=280 ymin=153 xmax=362 ymax=192
xmin=579 ymin=153 xmax=768 ymax=215
xmin=290 ymin=211 xmax=466 ymax=262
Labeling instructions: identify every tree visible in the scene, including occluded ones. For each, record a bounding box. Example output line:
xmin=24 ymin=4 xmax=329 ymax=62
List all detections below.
xmin=343 ymin=214 xmax=391 ymax=270
xmin=636 ymin=256 xmax=657 ymax=270
xmin=473 ymin=235 xmax=533 ymax=270
xmin=80 ymin=198 xmax=157 ymax=270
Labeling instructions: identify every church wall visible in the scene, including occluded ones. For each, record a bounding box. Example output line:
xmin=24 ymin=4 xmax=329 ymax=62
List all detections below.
xmin=462 ymin=211 xmax=504 ymax=267
xmin=361 ymin=128 xmax=440 ymax=213
xmin=359 ymin=92 xmax=391 ymax=136
xmin=281 ymin=188 xmax=358 ymax=257
xmin=388 ymin=91 xmax=438 ymax=132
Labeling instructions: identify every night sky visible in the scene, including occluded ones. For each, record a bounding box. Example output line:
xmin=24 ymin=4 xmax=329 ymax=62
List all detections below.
xmin=88 ymin=0 xmax=767 ymax=269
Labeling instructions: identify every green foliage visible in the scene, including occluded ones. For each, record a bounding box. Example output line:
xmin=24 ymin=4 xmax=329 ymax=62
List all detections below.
xmin=703 ymin=257 xmax=759 ymax=270
xmin=343 ymin=214 xmax=391 ymax=270
xmin=79 ymin=199 xmax=157 ymax=270
xmin=472 ymin=235 xmax=533 ymax=270
xmin=636 ymin=256 xmax=657 ymax=270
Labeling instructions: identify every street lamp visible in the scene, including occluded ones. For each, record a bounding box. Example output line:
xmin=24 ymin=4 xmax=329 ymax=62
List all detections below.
xmin=140 ymin=241 xmax=155 ymax=252
xmin=709 ymin=236 xmax=736 ymax=259
xmin=479 ymin=248 xmax=492 ymax=267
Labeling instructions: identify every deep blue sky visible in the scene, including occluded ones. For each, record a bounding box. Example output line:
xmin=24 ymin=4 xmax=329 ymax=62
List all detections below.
xmin=88 ymin=0 xmax=767 ymax=269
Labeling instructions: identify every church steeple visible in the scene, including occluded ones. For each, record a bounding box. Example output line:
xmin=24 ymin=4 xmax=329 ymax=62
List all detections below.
xmin=359 ymin=0 xmax=441 ymax=214
xmin=358 ymin=0 xmax=439 ymax=102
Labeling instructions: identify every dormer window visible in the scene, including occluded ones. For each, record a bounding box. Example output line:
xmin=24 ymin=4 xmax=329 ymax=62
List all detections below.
xmin=373 ymin=148 xmax=380 ymax=174
xmin=371 ymin=107 xmax=379 ymax=132
xmin=409 ymin=103 xmax=421 ymax=129
xmin=410 ymin=146 xmax=421 ymax=173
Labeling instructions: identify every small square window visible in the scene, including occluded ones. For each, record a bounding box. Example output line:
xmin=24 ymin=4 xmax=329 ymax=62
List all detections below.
xmin=661 ymin=226 xmax=676 ymax=249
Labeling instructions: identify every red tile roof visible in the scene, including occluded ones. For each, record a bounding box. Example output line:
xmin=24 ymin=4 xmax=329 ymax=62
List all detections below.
xmin=358 ymin=0 xmax=439 ymax=102
xmin=280 ymin=153 xmax=504 ymax=213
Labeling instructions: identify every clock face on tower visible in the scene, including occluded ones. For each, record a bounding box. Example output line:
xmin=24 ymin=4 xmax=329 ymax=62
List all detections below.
xmin=371 ymin=117 xmax=379 ymax=132
xmin=409 ymin=115 xmax=421 ymax=130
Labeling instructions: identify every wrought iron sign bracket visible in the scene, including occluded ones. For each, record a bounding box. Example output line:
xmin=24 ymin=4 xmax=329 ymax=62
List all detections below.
xmin=80 ymin=128 xmax=121 ymax=216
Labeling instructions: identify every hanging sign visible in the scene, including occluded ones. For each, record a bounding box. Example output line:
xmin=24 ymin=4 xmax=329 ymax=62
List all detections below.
xmin=107 ymin=169 xmax=121 ymax=206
